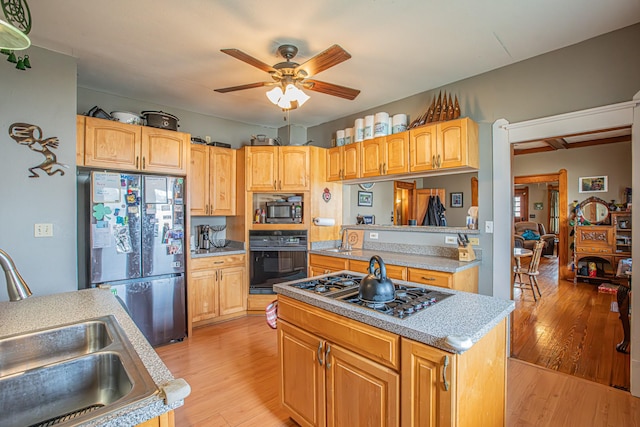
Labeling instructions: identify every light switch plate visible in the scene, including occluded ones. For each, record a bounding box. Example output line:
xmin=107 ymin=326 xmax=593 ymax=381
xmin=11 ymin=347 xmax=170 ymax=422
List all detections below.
xmin=445 ymin=236 xmax=457 ymax=244
xmin=485 ymin=221 xmax=494 ymax=233
xmin=34 ymin=223 xmax=53 ymax=237
xmin=468 ymin=237 xmax=480 ymax=246
xmin=369 ymin=232 xmax=379 ymax=240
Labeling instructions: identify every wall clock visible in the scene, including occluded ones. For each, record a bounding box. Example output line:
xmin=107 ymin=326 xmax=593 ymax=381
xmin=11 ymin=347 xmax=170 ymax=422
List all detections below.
xmin=359 ymin=183 xmax=375 ymax=190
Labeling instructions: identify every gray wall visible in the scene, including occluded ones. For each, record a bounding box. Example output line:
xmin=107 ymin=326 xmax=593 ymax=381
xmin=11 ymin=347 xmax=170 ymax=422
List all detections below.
xmin=0 ymin=46 xmax=78 ymax=301
xmin=309 ymin=23 xmax=640 ymax=295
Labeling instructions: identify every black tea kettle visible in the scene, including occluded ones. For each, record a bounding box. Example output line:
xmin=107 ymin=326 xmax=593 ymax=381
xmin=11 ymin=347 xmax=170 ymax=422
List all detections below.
xmin=358 ymin=255 xmax=395 ymax=303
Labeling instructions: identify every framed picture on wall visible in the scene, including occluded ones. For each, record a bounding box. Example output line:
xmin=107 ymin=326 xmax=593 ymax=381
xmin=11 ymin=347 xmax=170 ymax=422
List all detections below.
xmin=578 ymin=176 xmax=608 ymax=193
xmin=450 ymin=192 xmax=463 ymax=208
xmin=357 ymin=191 xmax=373 ymax=207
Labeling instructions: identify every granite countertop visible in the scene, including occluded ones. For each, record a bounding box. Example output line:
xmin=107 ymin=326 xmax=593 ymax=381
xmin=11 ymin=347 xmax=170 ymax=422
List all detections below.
xmin=308 ymin=247 xmax=481 ymax=273
xmin=0 ymin=289 xmax=184 ymax=426
xmin=274 ymin=272 xmax=514 ymax=354
xmin=190 ymin=240 xmax=245 ymax=258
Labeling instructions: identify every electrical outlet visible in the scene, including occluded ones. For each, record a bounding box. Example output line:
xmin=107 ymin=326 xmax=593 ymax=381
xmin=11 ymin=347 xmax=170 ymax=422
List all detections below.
xmin=369 ymin=232 xmax=379 ymax=240
xmin=445 ymin=236 xmax=457 ymax=244
xmin=34 ymin=223 xmax=53 ymax=237
xmin=468 ymin=237 xmax=480 ymax=246
xmin=485 ymin=221 xmax=494 ymax=234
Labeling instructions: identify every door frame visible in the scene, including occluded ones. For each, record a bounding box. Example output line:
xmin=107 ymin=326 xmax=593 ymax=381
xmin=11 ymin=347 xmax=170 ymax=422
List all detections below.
xmin=492 ymin=94 xmax=640 ymax=396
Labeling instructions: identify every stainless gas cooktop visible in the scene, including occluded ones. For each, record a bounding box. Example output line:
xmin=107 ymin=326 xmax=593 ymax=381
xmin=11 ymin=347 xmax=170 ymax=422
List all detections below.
xmin=288 ymin=273 xmax=452 ymax=319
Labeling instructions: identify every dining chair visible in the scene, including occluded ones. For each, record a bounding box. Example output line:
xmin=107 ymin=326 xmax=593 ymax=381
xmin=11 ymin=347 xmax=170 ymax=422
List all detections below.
xmin=513 ymin=240 xmax=545 ymax=301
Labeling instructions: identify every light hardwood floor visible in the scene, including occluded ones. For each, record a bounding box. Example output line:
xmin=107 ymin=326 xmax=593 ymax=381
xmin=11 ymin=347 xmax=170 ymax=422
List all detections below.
xmin=511 ymin=256 xmax=630 ymax=390
xmin=157 ymin=314 xmax=640 ymax=426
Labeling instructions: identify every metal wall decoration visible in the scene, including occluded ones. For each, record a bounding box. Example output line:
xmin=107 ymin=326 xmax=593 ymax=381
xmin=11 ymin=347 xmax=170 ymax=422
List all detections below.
xmin=409 ymin=91 xmax=461 ymax=128
xmin=9 ymin=123 xmax=69 ymax=177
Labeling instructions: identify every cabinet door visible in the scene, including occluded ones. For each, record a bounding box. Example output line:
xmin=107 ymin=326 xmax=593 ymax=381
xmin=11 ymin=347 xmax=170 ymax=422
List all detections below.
xmin=326 ymin=342 xmax=399 ymax=427
xmin=326 ymin=146 xmax=343 ymax=181
xmin=189 ymin=145 xmax=209 ymax=215
xmin=280 ymin=146 xmax=310 ymax=191
xmin=279 ymin=321 xmax=326 ymax=427
xmin=409 ymin=124 xmax=437 ymax=172
xmin=407 ymin=268 xmax=453 ymax=289
xmin=246 ymin=146 xmax=278 ymax=191
xmin=84 ymin=117 xmax=141 ymax=170
xmin=76 ymin=115 xmax=85 ymax=166
xmin=385 ymin=132 xmax=409 ymax=175
xmin=349 ymin=260 xmax=406 ymax=280
xmin=361 ymin=138 xmax=385 ymax=178
xmin=218 ymin=266 xmax=246 ymax=315
xmin=209 ymin=147 xmax=236 ymax=215
xmin=190 ymin=269 xmax=218 ymax=322
xmin=141 ymin=127 xmax=188 ymax=175
xmin=342 ymin=143 xmax=361 ymax=180
xmin=438 ymin=120 xmax=466 ymax=169
xmin=401 ymin=339 xmax=455 ymax=427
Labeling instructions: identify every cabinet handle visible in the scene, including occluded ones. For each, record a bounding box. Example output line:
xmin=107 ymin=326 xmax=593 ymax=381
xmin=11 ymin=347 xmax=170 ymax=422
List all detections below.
xmin=379 ymin=164 xmax=383 ymax=174
xmin=220 ymin=270 xmax=223 ymax=280
xmin=142 ymin=157 xmax=146 ymax=169
xmin=421 ymin=276 xmax=436 ymax=281
xmin=136 ymin=156 xmax=139 ymax=169
xmin=205 ymin=205 xmax=208 ymax=214
xmin=317 ymin=342 xmax=324 ymax=366
xmin=383 ymin=162 xmax=387 ymax=174
xmin=432 ymin=155 xmax=436 ymax=168
xmin=214 ymin=261 xmax=224 ymax=264
xmin=273 ymin=180 xmax=277 ymax=190
xmin=215 ymin=270 xmax=218 ymax=281
xmin=325 ymin=344 xmax=332 ymax=369
xmin=279 ymin=180 xmax=282 ymax=190
xmin=437 ymin=154 xmax=441 ymax=168
xmin=442 ymin=355 xmax=450 ymax=391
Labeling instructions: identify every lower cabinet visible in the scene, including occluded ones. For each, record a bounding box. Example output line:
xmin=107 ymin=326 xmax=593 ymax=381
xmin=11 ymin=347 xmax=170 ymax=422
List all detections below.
xmin=189 ymin=254 xmax=246 ymax=324
xmin=407 ymin=266 xmax=478 ymax=293
xmin=308 ymin=254 xmax=348 ymax=277
xmin=401 ymin=319 xmax=507 ymax=427
xmin=136 ymin=411 xmax=174 ymax=427
xmin=278 ymin=296 xmax=507 ymax=427
xmin=278 ymin=297 xmax=400 ymax=427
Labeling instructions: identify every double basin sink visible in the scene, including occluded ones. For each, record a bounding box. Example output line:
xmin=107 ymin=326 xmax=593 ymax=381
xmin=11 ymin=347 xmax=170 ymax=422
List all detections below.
xmin=0 ymin=315 xmax=158 ymax=427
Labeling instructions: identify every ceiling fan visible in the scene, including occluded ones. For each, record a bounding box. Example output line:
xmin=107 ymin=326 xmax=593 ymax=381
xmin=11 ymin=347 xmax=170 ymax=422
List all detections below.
xmin=214 ymin=44 xmax=360 ymax=109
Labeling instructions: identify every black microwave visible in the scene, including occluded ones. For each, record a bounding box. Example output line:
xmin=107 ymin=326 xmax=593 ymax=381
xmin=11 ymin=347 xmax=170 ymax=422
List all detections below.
xmin=265 ymin=201 xmax=302 ymax=223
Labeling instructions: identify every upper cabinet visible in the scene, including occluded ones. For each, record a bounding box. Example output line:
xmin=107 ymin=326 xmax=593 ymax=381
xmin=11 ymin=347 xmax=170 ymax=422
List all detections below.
xmin=327 ymin=143 xmax=360 ymax=181
xmin=246 ymin=146 xmax=309 ymax=191
xmin=190 ymin=144 xmax=236 ymax=216
xmin=361 ymin=132 xmax=410 ymax=178
xmin=409 ymin=117 xmax=478 ymax=173
xmin=80 ymin=116 xmax=188 ymax=175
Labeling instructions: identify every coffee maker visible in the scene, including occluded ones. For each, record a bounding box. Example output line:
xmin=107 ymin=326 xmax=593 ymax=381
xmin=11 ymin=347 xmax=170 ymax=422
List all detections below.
xmin=196 ymin=225 xmax=211 ymax=250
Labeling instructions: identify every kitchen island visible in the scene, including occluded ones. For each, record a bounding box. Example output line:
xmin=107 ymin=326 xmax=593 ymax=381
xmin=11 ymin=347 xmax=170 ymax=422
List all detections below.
xmin=0 ymin=288 xmax=187 ymax=427
xmin=274 ymin=272 xmax=514 ymax=427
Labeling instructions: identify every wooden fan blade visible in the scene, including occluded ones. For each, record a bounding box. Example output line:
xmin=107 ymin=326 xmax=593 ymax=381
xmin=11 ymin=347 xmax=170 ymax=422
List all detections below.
xmin=220 ymin=48 xmax=275 ymax=73
xmin=304 ymin=79 xmax=360 ymax=100
xmin=214 ymin=82 xmax=270 ymax=93
xmin=298 ymin=45 xmax=351 ymax=76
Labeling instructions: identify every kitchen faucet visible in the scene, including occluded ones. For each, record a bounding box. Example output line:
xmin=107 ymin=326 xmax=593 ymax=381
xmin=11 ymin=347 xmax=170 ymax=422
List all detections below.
xmin=339 ymin=228 xmax=352 ymax=251
xmin=0 ymin=249 xmax=32 ymax=301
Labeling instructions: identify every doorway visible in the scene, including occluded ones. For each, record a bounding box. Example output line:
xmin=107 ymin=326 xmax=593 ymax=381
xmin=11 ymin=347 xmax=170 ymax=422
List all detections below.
xmin=513 ymin=187 xmax=528 ymax=223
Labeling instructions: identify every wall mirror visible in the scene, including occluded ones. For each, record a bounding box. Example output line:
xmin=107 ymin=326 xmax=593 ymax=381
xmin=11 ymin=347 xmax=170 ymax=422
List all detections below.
xmin=578 ymin=196 xmax=610 ymax=224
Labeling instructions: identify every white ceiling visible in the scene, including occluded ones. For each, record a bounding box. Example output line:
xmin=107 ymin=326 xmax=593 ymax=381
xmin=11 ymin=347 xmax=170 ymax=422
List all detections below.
xmin=26 ymin=0 xmax=640 ymax=128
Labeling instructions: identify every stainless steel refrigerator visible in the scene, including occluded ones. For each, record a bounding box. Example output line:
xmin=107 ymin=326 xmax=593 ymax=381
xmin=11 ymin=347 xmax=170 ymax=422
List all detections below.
xmin=86 ymin=171 xmax=186 ymax=346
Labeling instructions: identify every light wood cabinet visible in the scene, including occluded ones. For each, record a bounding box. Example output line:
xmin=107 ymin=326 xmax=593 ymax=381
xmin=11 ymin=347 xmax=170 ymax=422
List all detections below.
xmin=362 ymin=132 xmax=410 ymax=178
xmin=189 ymin=145 xmax=236 ymax=216
xmin=327 ymin=143 xmax=360 ymax=181
xmin=81 ymin=116 xmax=188 ymax=175
xmin=401 ymin=319 xmax=507 ymax=427
xmin=278 ymin=297 xmax=400 ymax=427
xmin=309 ymin=254 xmax=348 ymax=276
xmin=189 ymin=254 xmax=246 ymax=324
xmin=573 ymin=225 xmax=617 ymax=282
xmin=349 ymin=259 xmax=407 ymax=281
xmin=136 ymin=411 xmax=174 ymax=427
xmin=246 ymin=146 xmax=309 ymax=191
xmin=407 ymin=266 xmax=478 ymax=293
xmin=409 ymin=117 xmax=478 ymax=173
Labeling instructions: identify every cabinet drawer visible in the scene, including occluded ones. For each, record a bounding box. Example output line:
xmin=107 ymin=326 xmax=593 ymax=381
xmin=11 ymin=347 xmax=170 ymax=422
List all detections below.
xmin=407 ymin=268 xmax=452 ymax=288
xmin=309 ymin=254 xmax=348 ymax=271
xmin=349 ymin=259 xmax=407 ymax=280
xmin=278 ymin=296 xmax=399 ymax=370
xmin=575 ymin=247 xmax=612 ymax=254
xmin=191 ymin=254 xmax=245 ymax=270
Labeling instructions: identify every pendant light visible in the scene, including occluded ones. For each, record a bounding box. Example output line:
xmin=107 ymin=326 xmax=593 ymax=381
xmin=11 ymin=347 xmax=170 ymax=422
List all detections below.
xmin=0 ymin=0 xmax=31 ymax=50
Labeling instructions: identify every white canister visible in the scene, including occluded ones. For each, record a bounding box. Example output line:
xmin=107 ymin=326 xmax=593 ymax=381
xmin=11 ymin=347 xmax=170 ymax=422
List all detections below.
xmin=388 ymin=116 xmax=393 ymax=134
xmin=364 ymin=115 xmax=374 ymax=140
xmin=392 ymin=114 xmax=408 ymax=133
xmin=336 ymin=129 xmax=345 ymax=146
xmin=345 ymin=127 xmax=353 ymax=145
xmin=354 ymin=118 xmax=364 ymax=142
xmin=374 ymin=112 xmax=390 ymax=137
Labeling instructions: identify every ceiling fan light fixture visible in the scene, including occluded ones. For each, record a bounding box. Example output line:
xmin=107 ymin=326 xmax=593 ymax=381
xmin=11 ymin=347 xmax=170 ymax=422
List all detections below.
xmin=0 ymin=19 xmax=30 ymax=50
xmin=267 ymin=83 xmax=309 ymax=109
xmin=266 ymin=86 xmax=284 ymax=104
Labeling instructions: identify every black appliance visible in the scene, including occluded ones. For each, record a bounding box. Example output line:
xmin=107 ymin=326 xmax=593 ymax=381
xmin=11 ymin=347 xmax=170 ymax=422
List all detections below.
xmin=288 ymin=273 xmax=452 ymax=319
xmin=265 ymin=201 xmax=303 ymax=224
xmin=249 ymin=230 xmax=307 ymax=294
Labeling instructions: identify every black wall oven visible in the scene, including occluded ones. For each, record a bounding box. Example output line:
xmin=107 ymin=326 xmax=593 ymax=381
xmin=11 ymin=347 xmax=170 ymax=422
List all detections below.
xmin=249 ymin=230 xmax=307 ymax=294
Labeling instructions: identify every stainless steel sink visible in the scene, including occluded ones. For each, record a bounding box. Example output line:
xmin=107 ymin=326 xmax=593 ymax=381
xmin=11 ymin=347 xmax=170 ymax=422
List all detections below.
xmin=0 ymin=319 xmax=112 ymax=377
xmin=324 ymin=248 xmax=354 ymax=253
xmin=0 ymin=316 xmax=158 ymax=427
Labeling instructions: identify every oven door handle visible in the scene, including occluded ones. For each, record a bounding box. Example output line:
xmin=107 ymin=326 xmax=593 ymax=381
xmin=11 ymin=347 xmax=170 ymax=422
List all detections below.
xmin=249 ymin=247 xmax=308 ymax=252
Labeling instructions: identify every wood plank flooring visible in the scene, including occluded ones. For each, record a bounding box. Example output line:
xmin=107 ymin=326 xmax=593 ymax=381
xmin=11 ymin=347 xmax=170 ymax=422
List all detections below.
xmin=511 ymin=256 xmax=630 ymax=390
xmin=157 ymin=315 xmax=640 ymax=427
